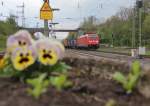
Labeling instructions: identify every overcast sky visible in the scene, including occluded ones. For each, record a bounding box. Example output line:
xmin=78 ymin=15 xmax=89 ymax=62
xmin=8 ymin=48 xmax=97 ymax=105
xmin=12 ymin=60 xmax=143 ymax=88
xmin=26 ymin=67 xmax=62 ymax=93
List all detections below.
xmin=0 ymin=0 xmax=136 ymax=39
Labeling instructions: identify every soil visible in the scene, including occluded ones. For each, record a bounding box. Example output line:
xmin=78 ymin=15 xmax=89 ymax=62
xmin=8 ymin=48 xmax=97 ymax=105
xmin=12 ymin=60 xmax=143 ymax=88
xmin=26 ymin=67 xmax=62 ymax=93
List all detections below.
xmin=0 ymin=57 xmax=150 ymax=106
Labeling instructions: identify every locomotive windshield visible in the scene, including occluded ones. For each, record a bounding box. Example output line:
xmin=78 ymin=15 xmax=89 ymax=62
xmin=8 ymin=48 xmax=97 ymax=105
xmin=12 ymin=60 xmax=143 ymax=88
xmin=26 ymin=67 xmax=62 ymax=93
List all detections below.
xmin=88 ymin=34 xmax=98 ymax=39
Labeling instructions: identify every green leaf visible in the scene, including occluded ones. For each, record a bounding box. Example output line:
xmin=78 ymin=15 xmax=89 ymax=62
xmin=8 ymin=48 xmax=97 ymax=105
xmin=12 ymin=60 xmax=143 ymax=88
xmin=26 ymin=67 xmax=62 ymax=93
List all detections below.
xmin=64 ymin=80 xmax=73 ymax=88
xmin=50 ymin=74 xmax=72 ymax=91
xmin=50 ymin=75 xmax=66 ymax=91
xmin=105 ymin=99 xmax=117 ymax=106
xmin=26 ymin=73 xmax=50 ymax=99
xmin=27 ymin=78 xmax=38 ymax=86
xmin=126 ymin=75 xmax=138 ymax=94
xmin=131 ymin=61 xmax=141 ymax=75
xmin=50 ymin=62 xmax=71 ymax=73
xmin=0 ymin=64 xmax=20 ymax=78
xmin=113 ymin=72 xmax=127 ymax=87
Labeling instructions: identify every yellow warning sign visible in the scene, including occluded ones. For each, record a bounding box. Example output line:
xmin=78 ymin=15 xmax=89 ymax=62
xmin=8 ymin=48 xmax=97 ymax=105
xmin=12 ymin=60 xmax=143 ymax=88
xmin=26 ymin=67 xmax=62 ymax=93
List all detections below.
xmin=40 ymin=2 xmax=53 ymax=20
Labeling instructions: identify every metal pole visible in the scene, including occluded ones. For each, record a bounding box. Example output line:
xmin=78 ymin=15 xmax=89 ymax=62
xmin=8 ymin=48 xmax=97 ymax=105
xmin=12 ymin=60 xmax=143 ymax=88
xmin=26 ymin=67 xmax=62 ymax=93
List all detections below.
xmin=44 ymin=0 xmax=49 ymax=37
xmin=112 ymin=33 xmax=114 ymax=47
xmin=36 ymin=22 xmax=39 ymax=28
xmin=22 ymin=3 xmax=25 ymax=27
xmin=132 ymin=7 xmax=136 ymax=48
xmin=44 ymin=20 xmax=49 ymax=36
xmin=139 ymin=7 xmax=142 ymax=47
xmin=49 ymin=21 xmax=53 ymax=38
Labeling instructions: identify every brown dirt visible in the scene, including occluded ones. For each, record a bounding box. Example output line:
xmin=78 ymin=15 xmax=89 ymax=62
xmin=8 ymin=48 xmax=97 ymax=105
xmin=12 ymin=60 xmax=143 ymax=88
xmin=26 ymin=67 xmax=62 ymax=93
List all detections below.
xmin=0 ymin=57 xmax=150 ymax=106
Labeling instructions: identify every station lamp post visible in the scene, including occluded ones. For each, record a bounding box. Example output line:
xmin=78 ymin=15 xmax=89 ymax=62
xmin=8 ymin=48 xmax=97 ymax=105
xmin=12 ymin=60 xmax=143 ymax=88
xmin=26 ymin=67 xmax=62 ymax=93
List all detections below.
xmin=49 ymin=22 xmax=59 ymax=38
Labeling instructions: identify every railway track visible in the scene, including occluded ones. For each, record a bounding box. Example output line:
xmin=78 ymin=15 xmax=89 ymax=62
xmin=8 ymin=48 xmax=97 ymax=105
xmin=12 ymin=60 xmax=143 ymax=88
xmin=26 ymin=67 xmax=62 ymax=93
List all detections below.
xmin=66 ymin=49 xmax=150 ymax=69
xmin=67 ymin=48 xmax=150 ymax=59
xmin=67 ymin=49 xmax=150 ymax=75
xmin=97 ymin=50 xmax=150 ymax=59
xmin=67 ymin=49 xmax=134 ymax=60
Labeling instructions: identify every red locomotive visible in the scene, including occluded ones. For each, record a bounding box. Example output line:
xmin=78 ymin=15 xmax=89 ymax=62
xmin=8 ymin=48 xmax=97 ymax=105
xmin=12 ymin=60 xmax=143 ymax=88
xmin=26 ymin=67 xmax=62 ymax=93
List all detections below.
xmin=76 ymin=33 xmax=99 ymax=49
xmin=63 ymin=32 xmax=100 ymax=49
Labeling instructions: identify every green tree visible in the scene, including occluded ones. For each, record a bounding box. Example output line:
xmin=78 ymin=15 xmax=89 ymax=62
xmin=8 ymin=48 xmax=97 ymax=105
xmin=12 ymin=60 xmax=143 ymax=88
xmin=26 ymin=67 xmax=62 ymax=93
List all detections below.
xmin=0 ymin=15 xmax=18 ymax=36
xmin=78 ymin=4 xmax=150 ymax=47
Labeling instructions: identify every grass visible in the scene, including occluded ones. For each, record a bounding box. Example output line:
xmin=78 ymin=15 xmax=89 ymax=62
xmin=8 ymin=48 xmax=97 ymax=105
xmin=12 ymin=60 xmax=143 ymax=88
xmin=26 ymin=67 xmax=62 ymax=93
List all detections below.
xmin=98 ymin=47 xmax=131 ymax=54
xmin=0 ymin=35 xmax=7 ymax=52
xmin=98 ymin=47 xmax=150 ymax=56
xmin=145 ymin=50 xmax=150 ymax=55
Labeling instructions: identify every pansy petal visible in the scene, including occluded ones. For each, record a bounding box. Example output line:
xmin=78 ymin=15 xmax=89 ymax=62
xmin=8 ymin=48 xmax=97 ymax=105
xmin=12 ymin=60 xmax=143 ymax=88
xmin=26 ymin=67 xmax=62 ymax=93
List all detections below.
xmin=6 ymin=30 xmax=34 ymax=55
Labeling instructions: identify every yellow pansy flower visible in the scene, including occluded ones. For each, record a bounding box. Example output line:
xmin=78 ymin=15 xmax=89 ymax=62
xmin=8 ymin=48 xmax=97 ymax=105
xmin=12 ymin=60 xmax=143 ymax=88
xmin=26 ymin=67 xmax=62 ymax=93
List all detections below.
xmin=38 ymin=48 xmax=58 ymax=66
xmin=11 ymin=46 xmax=37 ymax=71
xmin=35 ymin=39 xmax=59 ymax=65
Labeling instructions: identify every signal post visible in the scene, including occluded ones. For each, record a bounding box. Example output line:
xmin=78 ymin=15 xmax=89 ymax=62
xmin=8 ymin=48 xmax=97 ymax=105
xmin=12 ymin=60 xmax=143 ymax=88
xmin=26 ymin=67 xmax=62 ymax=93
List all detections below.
xmin=40 ymin=0 xmax=53 ymax=36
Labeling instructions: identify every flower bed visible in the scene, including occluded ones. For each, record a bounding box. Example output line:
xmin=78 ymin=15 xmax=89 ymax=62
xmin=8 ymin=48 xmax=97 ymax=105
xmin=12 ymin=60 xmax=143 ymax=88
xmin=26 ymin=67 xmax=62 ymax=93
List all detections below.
xmin=0 ymin=57 xmax=149 ymax=106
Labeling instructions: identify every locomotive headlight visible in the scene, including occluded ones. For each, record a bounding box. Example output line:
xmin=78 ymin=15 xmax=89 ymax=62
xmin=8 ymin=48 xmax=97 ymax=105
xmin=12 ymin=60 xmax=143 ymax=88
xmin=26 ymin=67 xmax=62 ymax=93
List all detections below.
xmin=89 ymin=41 xmax=92 ymax=43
